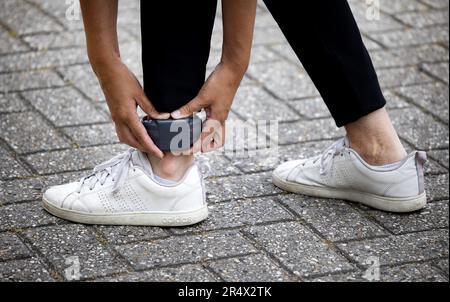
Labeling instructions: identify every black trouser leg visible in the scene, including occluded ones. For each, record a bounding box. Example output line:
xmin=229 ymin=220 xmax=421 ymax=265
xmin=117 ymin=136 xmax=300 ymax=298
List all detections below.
xmin=263 ymin=0 xmax=386 ymax=127
xmin=140 ymin=0 xmax=217 ymax=113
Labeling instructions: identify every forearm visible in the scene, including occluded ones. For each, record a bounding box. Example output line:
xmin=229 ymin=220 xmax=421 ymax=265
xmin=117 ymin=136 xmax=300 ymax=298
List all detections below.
xmin=221 ymin=0 xmax=257 ymax=75
xmin=80 ymin=0 xmax=120 ymax=74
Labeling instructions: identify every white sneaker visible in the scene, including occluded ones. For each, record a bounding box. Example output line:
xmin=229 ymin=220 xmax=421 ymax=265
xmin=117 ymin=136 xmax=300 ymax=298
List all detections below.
xmin=272 ymin=137 xmax=427 ymax=213
xmin=42 ymin=149 xmax=208 ymax=226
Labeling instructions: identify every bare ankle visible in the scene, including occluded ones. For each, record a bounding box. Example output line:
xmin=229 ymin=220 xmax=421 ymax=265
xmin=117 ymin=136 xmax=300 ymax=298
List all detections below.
xmin=345 ymin=108 xmax=407 ymax=165
xmin=349 ymin=138 xmax=406 ymax=166
xmin=147 ymin=153 xmax=194 ymax=181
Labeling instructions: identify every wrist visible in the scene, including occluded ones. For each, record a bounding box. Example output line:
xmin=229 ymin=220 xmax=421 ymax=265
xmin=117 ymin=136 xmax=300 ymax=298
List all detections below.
xmin=89 ymin=53 xmax=122 ymax=83
xmin=218 ymin=60 xmax=248 ymax=82
xmin=88 ymin=50 xmax=121 ymax=75
xmin=220 ymin=54 xmax=249 ymax=77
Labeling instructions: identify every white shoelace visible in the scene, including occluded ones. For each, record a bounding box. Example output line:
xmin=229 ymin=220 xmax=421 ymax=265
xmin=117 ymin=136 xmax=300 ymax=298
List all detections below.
xmin=301 ymin=137 xmax=347 ymax=175
xmin=77 ymin=149 xmax=136 ymax=193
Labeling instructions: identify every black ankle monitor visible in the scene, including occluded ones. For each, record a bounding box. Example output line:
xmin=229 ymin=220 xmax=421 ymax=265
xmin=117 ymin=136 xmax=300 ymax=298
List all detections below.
xmin=142 ymin=115 xmax=202 ymax=152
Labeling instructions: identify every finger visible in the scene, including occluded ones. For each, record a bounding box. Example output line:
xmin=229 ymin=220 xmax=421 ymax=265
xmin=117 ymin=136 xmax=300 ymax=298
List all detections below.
xmin=171 ymin=95 xmax=207 ymax=119
xmin=201 ymin=119 xmax=224 ymax=153
xmin=116 ymin=124 xmax=145 ymax=151
xmin=127 ymin=116 xmax=164 ymax=158
xmin=172 ymin=136 xmax=202 ymax=156
xmin=135 ymin=94 xmax=170 ymax=120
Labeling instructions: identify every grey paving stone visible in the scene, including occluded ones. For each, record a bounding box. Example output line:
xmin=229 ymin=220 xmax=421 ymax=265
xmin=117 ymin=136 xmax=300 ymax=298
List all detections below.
xmin=57 ymin=64 xmax=105 ymax=102
xmin=286 ymin=91 xmax=411 ymax=114
xmin=280 ymin=195 xmax=387 ymax=242
xmin=370 ymin=45 xmax=448 ymax=69
xmin=0 ymin=70 xmax=65 ymax=93
xmin=95 ymin=225 xmax=168 ymax=245
xmin=395 ymin=82 xmax=449 ymax=123
xmin=206 ymin=172 xmax=282 ymax=203
xmin=0 ymin=0 xmax=448 ymax=283
xmin=370 ymin=26 xmax=448 ymax=48
xmin=245 ymin=221 xmax=354 ymax=277
xmin=247 ymin=61 xmax=320 ymax=100
xmin=426 ymin=173 xmax=449 ymax=202
xmin=0 ymin=201 xmax=63 ymax=231
xmin=362 ymin=37 xmax=384 ymax=51
xmin=23 ymin=31 xmax=87 ymax=50
xmin=21 ymin=87 xmax=109 ymax=127
xmin=23 ymin=224 xmax=128 ymax=280
xmin=0 ymin=171 xmax=85 ymax=204
xmin=253 ymin=26 xmax=287 ymax=46
xmin=422 ymin=62 xmax=449 ymax=84
xmin=63 ymin=123 xmax=118 ymax=147
xmin=249 ymin=45 xmax=281 ymax=66
xmin=0 ymin=0 xmax=63 ymax=35
xmin=383 ymin=90 xmax=411 ymax=109
xmin=0 ymin=147 xmax=30 ymax=179
xmin=79 ymin=84 xmax=105 ymax=103
xmin=115 ymin=231 xmax=257 ymax=270
xmin=349 ymin=3 xmax=405 ymax=33
xmin=337 ymin=229 xmax=449 ymax=266
xmin=424 ymin=157 xmax=449 ymax=174
xmin=269 ymin=44 xmax=302 ymax=66
xmin=211 ymin=44 xmax=276 ymax=69
xmin=310 ymin=263 xmax=447 ymax=282
xmin=379 ymin=0 xmax=428 ymax=14
xmin=377 ymin=66 xmax=433 ymax=88
xmin=0 ymin=232 xmax=32 ymax=261
xmin=396 ymin=10 xmax=449 ymax=28
xmin=24 ymin=144 xmax=127 ymax=175
xmin=58 ymin=64 xmax=98 ymax=87
xmin=0 ymin=48 xmax=87 ymax=73
xmin=0 ymin=111 xmax=71 ymax=154
xmin=0 ymin=93 xmax=28 ymax=113
xmin=98 ymin=264 xmax=217 ymax=282
xmin=391 ymin=108 xmax=449 ymax=150
xmin=120 ymin=42 xmax=143 ymax=77
xmin=171 ymin=197 xmax=293 ymax=235
xmin=254 ymin=12 xmax=278 ymax=28
xmin=209 ymin=253 xmax=295 ymax=282
xmin=421 ymin=0 xmax=450 ymax=9
xmin=369 ymin=200 xmax=449 ymax=235
xmin=0 ymin=28 xmax=29 ymax=55
xmin=428 ymin=149 xmax=449 ymax=169
xmin=195 ymin=153 xmax=241 ymax=178
xmin=229 ymin=140 xmax=333 ymax=174
xmin=206 ymin=49 xmax=222 ymax=68
xmin=277 ymin=118 xmax=344 ymax=145
xmin=434 ymin=258 xmax=449 ymax=276
xmin=29 ymin=0 xmax=84 ymax=31
xmin=231 ymin=85 xmax=300 ymax=122
xmin=288 ymin=90 xmax=408 ymax=116
xmin=222 ymin=114 xmax=276 ymax=151
xmin=288 ymin=97 xmax=331 ymax=119
xmin=0 ymin=257 xmax=54 ymax=281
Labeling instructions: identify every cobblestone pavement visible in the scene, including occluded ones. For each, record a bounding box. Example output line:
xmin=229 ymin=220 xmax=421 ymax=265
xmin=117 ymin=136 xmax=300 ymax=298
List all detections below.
xmin=0 ymin=0 xmax=448 ymax=282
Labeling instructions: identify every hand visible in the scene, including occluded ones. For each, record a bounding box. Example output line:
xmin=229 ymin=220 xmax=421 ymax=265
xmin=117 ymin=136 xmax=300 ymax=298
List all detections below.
xmin=171 ymin=63 xmax=245 ymax=153
xmin=96 ymin=59 xmax=169 ymax=158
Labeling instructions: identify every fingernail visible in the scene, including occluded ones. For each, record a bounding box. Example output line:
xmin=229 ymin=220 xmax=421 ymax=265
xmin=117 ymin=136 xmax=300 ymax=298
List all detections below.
xmin=171 ymin=110 xmax=181 ymax=119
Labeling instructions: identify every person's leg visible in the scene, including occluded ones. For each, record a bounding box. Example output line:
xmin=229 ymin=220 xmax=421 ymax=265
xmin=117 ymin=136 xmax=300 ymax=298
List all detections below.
xmin=263 ymin=0 xmax=405 ymax=165
xmin=140 ymin=0 xmax=217 ymax=180
xmin=42 ymin=1 xmax=217 ymax=226
xmin=266 ymin=0 xmax=426 ymax=212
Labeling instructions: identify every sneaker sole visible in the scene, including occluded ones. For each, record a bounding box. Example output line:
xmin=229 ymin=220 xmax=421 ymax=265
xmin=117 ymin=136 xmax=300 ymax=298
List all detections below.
xmin=272 ymin=174 xmax=426 ymax=213
xmin=42 ymin=197 xmax=208 ymax=227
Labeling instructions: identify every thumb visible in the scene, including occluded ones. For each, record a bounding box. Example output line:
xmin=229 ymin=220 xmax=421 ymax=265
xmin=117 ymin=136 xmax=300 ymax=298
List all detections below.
xmin=171 ymin=95 xmax=207 ymax=119
xmin=136 ymin=93 xmax=170 ymax=120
